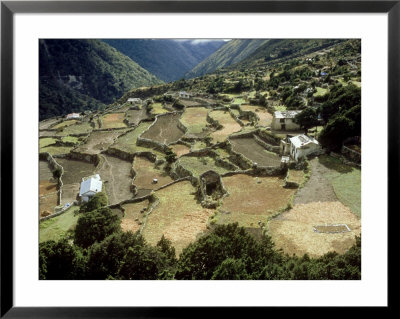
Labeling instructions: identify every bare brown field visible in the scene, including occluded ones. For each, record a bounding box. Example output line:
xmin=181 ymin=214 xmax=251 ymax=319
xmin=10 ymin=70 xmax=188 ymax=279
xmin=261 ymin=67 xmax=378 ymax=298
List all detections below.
xmin=39 ymin=160 xmax=54 ymax=181
xmin=218 ymin=174 xmax=296 ymax=227
xmin=142 ymin=181 xmax=214 ymax=255
xmin=55 ymin=122 xmax=93 ymax=136
xmin=121 ymin=200 xmax=149 ymax=233
xmin=141 ymin=113 xmax=185 ymax=144
xmin=51 ymin=119 xmax=79 ymax=130
xmin=240 ymin=104 xmax=273 ymax=127
xmin=39 ymin=180 xmax=58 ymax=196
xmin=287 ymin=169 xmax=305 ymax=185
xmin=268 ymin=201 xmax=361 ymax=257
xmin=126 ymin=108 xmax=149 ymax=126
xmin=132 ymin=156 xmax=174 ymax=190
xmin=39 ymin=184 xmax=58 ymax=217
xmin=101 ymin=113 xmax=127 ymax=129
xmin=209 ymin=110 xmax=242 ymax=143
xmin=75 ymin=131 xmax=125 ymax=154
xmin=39 ymin=118 xmax=59 ymax=130
xmin=294 ymin=158 xmax=337 ymax=205
xmin=55 ymin=158 xmax=96 ymax=185
xmin=96 ymin=154 xmax=134 ymax=205
xmin=230 ymin=137 xmax=281 ymax=166
xmin=170 ymin=144 xmax=191 ymax=157
xmin=60 ymin=183 xmax=80 ymax=206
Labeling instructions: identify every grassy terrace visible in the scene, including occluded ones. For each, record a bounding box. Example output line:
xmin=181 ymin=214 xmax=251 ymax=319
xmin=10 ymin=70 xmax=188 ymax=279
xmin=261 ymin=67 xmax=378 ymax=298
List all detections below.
xmin=101 ymin=113 xmax=127 ymax=129
xmin=178 ymin=156 xmax=232 ymax=178
xmin=313 ymin=87 xmax=328 ymax=97
xmin=39 ymin=206 xmax=80 ymax=243
xmin=56 ymin=122 xmax=93 ymax=136
xmin=110 ymin=122 xmax=164 ymax=158
xmin=142 ymin=181 xmax=214 ymax=255
xmin=319 ymin=155 xmax=361 ymax=217
xmin=180 ymin=107 xmax=209 ymax=135
xmin=209 ymin=110 xmax=242 ymax=143
xmin=150 ymin=103 xmax=170 ymax=115
xmin=217 ymin=174 xmax=297 ymax=228
xmin=51 ymin=119 xmax=79 ymax=130
xmin=39 ymin=137 xmax=58 ymax=149
xmin=39 ymin=145 xmax=74 ymax=156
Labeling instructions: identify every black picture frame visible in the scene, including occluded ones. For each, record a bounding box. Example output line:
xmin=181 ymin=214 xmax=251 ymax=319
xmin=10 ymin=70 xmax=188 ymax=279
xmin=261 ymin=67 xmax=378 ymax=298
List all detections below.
xmin=1 ymin=0 xmax=395 ymax=317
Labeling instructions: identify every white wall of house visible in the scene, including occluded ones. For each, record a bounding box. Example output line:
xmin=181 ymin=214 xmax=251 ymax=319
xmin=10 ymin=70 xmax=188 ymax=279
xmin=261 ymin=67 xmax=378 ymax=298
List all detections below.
xmin=290 ymin=143 xmax=320 ymax=161
xmin=272 ymin=117 xmax=301 ymax=130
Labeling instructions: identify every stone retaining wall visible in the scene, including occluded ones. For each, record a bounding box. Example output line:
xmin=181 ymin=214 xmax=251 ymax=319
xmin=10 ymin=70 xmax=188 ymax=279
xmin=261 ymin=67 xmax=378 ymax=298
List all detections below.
xmin=341 ymin=145 xmax=361 ymax=164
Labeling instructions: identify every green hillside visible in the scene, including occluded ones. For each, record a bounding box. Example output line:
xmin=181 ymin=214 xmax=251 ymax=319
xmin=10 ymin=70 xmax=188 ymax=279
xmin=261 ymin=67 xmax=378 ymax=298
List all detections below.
xmin=102 ymin=39 xmax=225 ymax=82
xmin=39 ymin=39 xmax=163 ymax=120
xmin=232 ymin=39 xmax=344 ymax=70
xmin=185 ymin=39 xmax=269 ymax=78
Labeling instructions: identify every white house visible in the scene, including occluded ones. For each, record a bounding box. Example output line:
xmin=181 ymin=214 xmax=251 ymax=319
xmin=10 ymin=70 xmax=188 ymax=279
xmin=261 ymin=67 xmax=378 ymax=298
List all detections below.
xmin=178 ymin=91 xmax=191 ymax=99
xmin=66 ymin=112 xmax=81 ymax=119
xmin=289 ymin=134 xmax=321 ymax=162
xmin=271 ymin=110 xmax=302 ymax=131
xmin=79 ymin=174 xmax=103 ymax=203
xmin=128 ymin=97 xmax=142 ymax=105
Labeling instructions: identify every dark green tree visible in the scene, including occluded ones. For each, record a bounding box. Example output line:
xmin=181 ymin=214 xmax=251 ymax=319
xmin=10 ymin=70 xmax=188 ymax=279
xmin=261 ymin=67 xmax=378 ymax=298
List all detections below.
xmin=39 ymin=239 xmax=84 ymax=280
xmin=74 ymin=207 xmax=121 ymax=248
xmin=294 ymin=107 xmax=320 ymax=133
xmin=79 ymin=191 xmax=109 ymax=214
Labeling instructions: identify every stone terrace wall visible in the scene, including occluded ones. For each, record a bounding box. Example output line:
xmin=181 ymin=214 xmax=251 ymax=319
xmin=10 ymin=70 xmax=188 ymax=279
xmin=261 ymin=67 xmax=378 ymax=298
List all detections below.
xmin=39 ymin=152 xmax=64 ymax=205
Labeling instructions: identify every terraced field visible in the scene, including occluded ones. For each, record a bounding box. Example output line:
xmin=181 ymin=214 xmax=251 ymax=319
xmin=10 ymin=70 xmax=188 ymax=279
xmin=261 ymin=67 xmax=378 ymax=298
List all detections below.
xmin=101 ymin=113 xmax=127 ymax=129
xmin=209 ymin=110 xmax=242 ymax=143
xmin=132 ymin=156 xmax=174 ymax=190
xmin=230 ymin=137 xmax=281 ymax=166
xmin=39 ymin=161 xmax=58 ymax=217
xmin=75 ymin=131 xmax=125 ymax=154
xmin=55 ymin=121 xmax=93 ymax=136
xmin=180 ymin=107 xmax=210 ymax=136
xmin=95 ymin=154 xmax=134 ymax=205
xmin=126 ymin=108 xmax=149 ymax=126
xmin=141 ymin=113 xmax=185 ymax=145
xmin=178 ymin=155 xmax=232 ymax=178
xmin=217 ymin=174 xmax=296 ymax=228
xmin=121 ymin=200 xmax=149 ymax=233
xmin=142 ymin=181 xmax=214 ymax=255
xmin=240 ymin=104 xmax=273 ymax=127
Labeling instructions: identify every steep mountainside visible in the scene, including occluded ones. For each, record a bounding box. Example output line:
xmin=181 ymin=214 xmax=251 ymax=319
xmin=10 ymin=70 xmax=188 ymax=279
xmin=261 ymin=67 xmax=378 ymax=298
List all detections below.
xmin=39 ymin=39 xmax=162 ymax=120
xmin=184 ymin=39 xmax=270 ymax=78
xmin=102 ymin=39 xmax=226 ymax=82
xmin=231 ymin=39 xmax=345 ymax=70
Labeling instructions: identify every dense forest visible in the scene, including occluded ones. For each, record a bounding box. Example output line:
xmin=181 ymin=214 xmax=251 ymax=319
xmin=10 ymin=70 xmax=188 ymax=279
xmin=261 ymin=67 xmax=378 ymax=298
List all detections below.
xmin=39 ymin=39 xmax=162 ymax=120
xmin=103 ymin=39 xmax=225 ymax=82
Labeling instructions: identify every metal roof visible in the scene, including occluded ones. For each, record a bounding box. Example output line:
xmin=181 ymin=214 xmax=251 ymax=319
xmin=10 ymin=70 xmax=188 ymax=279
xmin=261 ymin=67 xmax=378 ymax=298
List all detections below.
xmin=79 ymin=174 xmax=102 ymax=196
xmin=274 ymin=110 xmax=302 ymax=119
xmin=289 ymin=134 xmax=319 ymax=149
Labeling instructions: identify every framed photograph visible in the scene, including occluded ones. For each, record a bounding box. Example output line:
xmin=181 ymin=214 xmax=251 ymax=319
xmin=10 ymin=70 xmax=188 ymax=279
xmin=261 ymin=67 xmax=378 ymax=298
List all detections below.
xmin=1 ymin=0 xmax=395 ymax=316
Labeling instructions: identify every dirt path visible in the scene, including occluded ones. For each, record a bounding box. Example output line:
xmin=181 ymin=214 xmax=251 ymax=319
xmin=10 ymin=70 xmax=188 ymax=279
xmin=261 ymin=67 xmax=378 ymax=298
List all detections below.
xmin=293 ymin=158 xmax=338 ymax=205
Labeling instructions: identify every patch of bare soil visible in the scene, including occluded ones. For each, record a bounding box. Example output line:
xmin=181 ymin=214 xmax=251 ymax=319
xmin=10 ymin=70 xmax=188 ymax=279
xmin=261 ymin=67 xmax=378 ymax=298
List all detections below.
xmin=75 ymin=131 xmax=124 ymax=154
xmin=294 ymin=158 xmax=337 ymax=205
xmin=126 ymin=108 xmax=149 ymax=126
xmin=268 ymin=201 xmax=361 ymax=257
xmin=141 ymin=113 xmax=185 ymax=145
xmin=55 ymin=158 xmax=96 ymax=185
xmin=132 ymin=156 xmax=174 ymax=190
xmin=121 ymin=200 xmax=149 ymax=233
xmin=96 ymin=154 xmax=134 ymax=205
xmin=170 ymin=144 xmax=191 ymax=157
xmin=230 ymin=137 xmax=281 ymax=166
